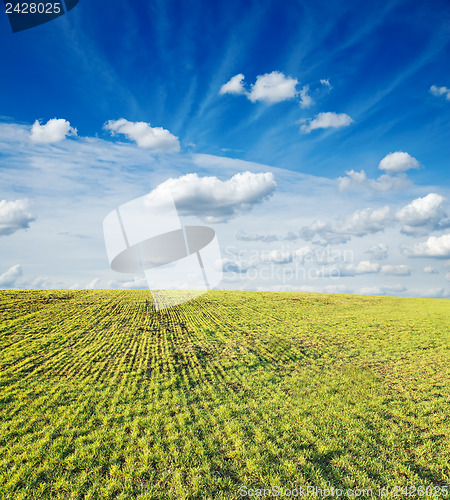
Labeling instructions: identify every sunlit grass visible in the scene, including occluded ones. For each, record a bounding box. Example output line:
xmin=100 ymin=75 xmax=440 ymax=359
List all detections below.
xmin=1 ymin=290 xmax=449 ymax=498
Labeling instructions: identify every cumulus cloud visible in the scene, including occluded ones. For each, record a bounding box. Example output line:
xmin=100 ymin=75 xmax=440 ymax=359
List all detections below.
xmin=378 ymin=152 xmax=420 ymax=173
xmin=365 ymin=243 xmax=389 ymax=260
xmin=300 ymin=112 xmax=353 ymax=133
xmin=337 ymin=170 xmax=368 ymax=191
xmin=430 ymin=85 xmax=450 ymax=100
xmin=303 ymin=194 xmax=448 ymax=246
xmin=0 ymin=264 xmax=23 ymax=287
xmin=248 ymin=71 xmax=299 ymax=104
xmin=219 ymin=74 xmax=246 ymax=95
xmin=301 ymin=206 xmax=392 ymax=245
xmin=30 ymin=118 xmax=77 ymax=143
xmin=104 ymin=118 xmax=180 ymax=152
xmin=396 ymin=193 xmax=449 ymax=235
xmin=381 ymin=264 xmax=411 ymax=276
xmin=320 ymin=79 xmax=332 ymax=89
xmin=299 ymin=85 xmax=314 ymax=109
xmin=446 ymin=272 xmax=450 ymax=282
xmin=145 ymin=171 xmax=277 ymax=223
xmin=219 ymin=71 xmax=299 ymax=104
xmin=403 ymin=233 xmax=450 ymax=258
xmin=423 ymin=266 xmax=438 ymax=274
xmin=338 ymin=169 xmax=410 ymax=192
xmin=339 ymin=260 xmax=381 ymax=276
xmin=0 ymin=199 xmax=36 ymax=237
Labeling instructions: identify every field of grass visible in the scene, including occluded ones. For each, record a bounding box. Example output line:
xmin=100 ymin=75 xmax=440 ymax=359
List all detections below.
xmin=1 ymin=290 xmax=450 ymax=499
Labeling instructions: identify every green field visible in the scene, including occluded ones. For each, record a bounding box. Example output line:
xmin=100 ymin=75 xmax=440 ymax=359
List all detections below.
xmin=1 ymin=290 xmax=450 ymax=499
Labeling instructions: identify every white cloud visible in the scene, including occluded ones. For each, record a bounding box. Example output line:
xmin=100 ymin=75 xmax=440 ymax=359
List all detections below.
xmin=340 ymin=206 xmax=392 ymax=236
xmin=360 ymin=285 xmax=407 ymax=296
xmin=378 ymin=152 xmax=420 ymax=173
xmin=403 ymin=233 xmax=450 ymax=258
xmin=300 ymin=206 xmax=392 ymax=245
xmin=104 ymin=118 xmax=180 ymax=152
xmin=145 ymin=171 xmax=277 ymax=223
xmin=260 ymin=249 xmax=294 ymax=265
xmin=236 ymin=230 xmax=298 ymax=243
xmin=219 ymin=74 xmax=246 ymax=95
xmin=320 ymin=79 xmax=332 ymax=89
xmin=300 ymin=112 xmax=353 ymax=133
xmin=319 ymin=260 xmax=381 ymax=278
xmin=446 ymin=272 xmax=450 ymax=281
xmin=338 ymin=170 xmax=410 ymax=192
xmin=220 ymin=71 xmax=299 ymax=104
xmin=324 ymin=285 xmax=352 ymax=294
xmin=396 ymin=193 xmax=448 ymax=234
xmin=408 ymin=287 xmax=449 ymax=298
xmin=30 ymin=118 xmax=77 ymax=144
xmin=86 ymin=278 xmax=101 ymax=289
xmin=299 ymin=85 xmax=314 ymax=109
xmin=248 ymin=71 xmax=299 ymax=104
xmin=430 ymin=85 xmax=450 ymax=100
xmin=0 ymin=264 xmax=23 ymax=287
xmin=342 ymin=260 xmax=381 ymax=276
xmin=381 ymin=264 xmax=411 ymax=276
xmin=0 ymin=199 xmax=36 ymax=237
xmin=337 ymin=170 xmax=368 ymax=191
xmin=295 ymin=245 xmax=313 ymax=262
xmin=423 ymin=266 xmax=438 ymax=274
xmin=107 ymin=277 xmax=147 ymax=289
xmin=301 ymin=193 xmax=448 ymax=247
xmin=365 ymin=243 xmax=389 ymax=260
xmin=371 ymin=173 xmax=411 ymax=192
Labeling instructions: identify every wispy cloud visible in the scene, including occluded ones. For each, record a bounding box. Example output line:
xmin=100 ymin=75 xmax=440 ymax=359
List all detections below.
xmin=299 ymin=85 xmax=314 ymax=109
xmin=300 ymin=112 xmax=353 ymax=133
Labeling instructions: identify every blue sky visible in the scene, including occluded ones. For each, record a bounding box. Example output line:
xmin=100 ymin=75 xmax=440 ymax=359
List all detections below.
xmin=1 ymin=0 xmax=450 ymax=296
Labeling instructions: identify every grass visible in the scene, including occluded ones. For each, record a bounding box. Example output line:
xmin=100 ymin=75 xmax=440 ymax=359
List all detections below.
xmin=0 ymin=289 xmax=450 ymax=499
